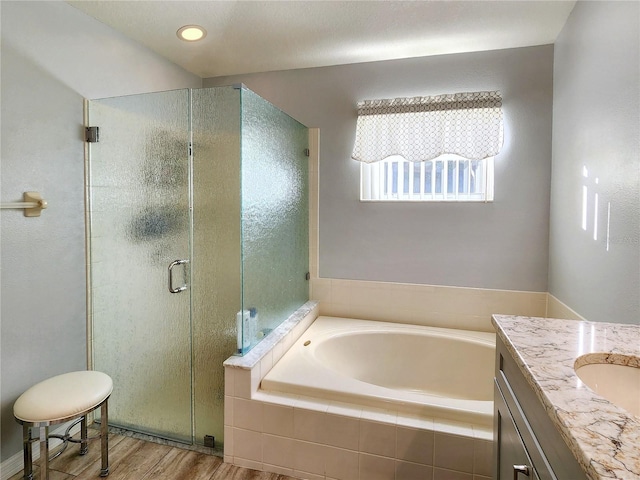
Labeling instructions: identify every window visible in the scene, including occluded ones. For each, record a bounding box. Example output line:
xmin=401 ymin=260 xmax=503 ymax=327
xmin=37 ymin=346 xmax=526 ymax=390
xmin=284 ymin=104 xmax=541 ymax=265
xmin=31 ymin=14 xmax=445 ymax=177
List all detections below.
xmin=352 ymin=91 xmax=502 ymax=202
xmin=361 ymin=154 xmax=494 ymax=201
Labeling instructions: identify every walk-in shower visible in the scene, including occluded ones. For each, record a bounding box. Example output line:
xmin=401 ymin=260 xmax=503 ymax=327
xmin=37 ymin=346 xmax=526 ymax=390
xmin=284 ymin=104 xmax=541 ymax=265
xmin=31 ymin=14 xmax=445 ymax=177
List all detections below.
xmin=85 ymin=85 xmax=309 ymax=450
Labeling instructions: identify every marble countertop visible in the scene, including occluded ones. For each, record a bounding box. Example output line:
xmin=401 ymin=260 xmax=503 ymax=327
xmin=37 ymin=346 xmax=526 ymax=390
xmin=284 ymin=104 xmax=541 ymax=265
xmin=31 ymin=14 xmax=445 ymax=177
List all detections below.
xmin=492 ymin=315 xmax=640 ymax=480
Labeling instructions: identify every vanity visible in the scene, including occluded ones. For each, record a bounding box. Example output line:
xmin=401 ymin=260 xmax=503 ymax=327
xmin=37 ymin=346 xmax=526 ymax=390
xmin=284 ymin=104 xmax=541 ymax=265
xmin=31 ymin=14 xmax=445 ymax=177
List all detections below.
xmin=492 ymin=315 xmax=640 ymax=480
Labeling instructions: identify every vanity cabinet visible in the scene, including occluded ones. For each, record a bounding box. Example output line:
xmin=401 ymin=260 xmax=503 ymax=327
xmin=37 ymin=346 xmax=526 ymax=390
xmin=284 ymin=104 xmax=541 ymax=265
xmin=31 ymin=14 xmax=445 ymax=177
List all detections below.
xmin=494 ymin=382 xmax=542 ymax=480
xmin=493 ymin=337 xmax=587 ymax=480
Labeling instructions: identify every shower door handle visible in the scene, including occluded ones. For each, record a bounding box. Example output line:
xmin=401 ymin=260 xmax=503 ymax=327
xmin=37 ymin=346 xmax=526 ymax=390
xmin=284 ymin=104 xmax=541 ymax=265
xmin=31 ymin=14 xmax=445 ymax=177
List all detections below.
xmin=168 ymin=259 xmax=189 ymax=293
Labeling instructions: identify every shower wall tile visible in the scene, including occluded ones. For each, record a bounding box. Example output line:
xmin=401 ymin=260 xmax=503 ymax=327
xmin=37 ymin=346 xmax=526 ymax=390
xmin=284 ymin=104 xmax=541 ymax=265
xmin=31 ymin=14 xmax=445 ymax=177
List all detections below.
xmin=263 ymin=434 xmax=295 ymax=467
xmin=263 ymin=403 xmax=294 ymax=437
xmin=259 ymin=349 xmax=273 ymax=378
xmin=233 ymin=369 xmax=252 ymax=399
xmin=396 ymin=460 xmax=434 ymax=480
xmin=224 ymin=395 xmax=233 ymax=429
xmin=473 ymin=437 xmax=493 ymax=477
xmin=224 ymin=368 xmax=235 ymax=397
xmin=294 ymin=408 xmax=327 ymax=443
xmin=310 ymin=278 xmax=332 ymax=304
xmin=293 ymin=440 xmax=327 ymax=475
xmin=434 ymin=467 xmax=473 ymax=480
xmin=321 ymin=413 xmax=360 ymax=450
xmin=271 ymin=340 xmax=286 ymax=366
xmin=359 ymin=453 xmax=396 ymax=480
xmin=434 ymin=433 xmax=475 ymax=473
xmin=310 ymin=244 xmax=319 ymax=279
xmin=359 ymin=420 xmax=396 ymax=458
xmin=397 ymin=426 xmax=435 ymax=465
xmin=233 ymin=428 xmax=262 ymax=463
xmin=251 ymin=363 xmax=262 ymax=395
xmin=224 ymin=426 xmax=233 ymax=456
xmin=233 ymin=398 xmax=263 ymax=432
xmin=324 ymin=446 xmax=359 ymax=480
xmin=318 ymin=302 xmax=350 ymax=319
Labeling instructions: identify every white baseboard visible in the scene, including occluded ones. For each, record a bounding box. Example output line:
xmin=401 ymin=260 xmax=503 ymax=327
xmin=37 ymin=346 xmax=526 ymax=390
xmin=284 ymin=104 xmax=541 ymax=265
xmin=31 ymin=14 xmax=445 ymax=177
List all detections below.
xmin=1 ymin=422 xmax=81 ymax=480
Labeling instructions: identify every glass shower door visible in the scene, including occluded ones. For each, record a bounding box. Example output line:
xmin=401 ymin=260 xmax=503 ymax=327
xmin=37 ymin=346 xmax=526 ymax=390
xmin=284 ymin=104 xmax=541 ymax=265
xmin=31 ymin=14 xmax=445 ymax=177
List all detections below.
xmin=87 ymin=90 xmax=193 ymax=443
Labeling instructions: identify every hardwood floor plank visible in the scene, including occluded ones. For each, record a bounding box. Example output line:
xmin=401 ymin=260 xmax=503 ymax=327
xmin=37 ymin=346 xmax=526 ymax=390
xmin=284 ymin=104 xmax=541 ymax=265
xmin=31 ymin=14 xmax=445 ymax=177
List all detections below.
xmin=8 ymin=468 xmax=74 ymax=480
xmin=140 ymin=448 xmax=224 ymax=480
xmin=70 ymin=435 xmax=141 ymax=480
xmin=50 ymin=432 xmax=127 ymax=476
xmin=7 ymin=434 xmax=302 ymax=480
xmin=74 ymin=436 xmax=170 ymax=480
xmin=104 ymin=440 xmax=173 ymax=480
xmin=8 ymin=434 xmax=128 ymax=480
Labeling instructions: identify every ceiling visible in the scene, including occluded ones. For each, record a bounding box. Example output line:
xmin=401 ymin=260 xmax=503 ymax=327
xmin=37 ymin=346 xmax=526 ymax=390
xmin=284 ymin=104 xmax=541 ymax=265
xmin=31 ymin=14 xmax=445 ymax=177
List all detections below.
xmin=68 ymin=1 xmax=576 ymax=79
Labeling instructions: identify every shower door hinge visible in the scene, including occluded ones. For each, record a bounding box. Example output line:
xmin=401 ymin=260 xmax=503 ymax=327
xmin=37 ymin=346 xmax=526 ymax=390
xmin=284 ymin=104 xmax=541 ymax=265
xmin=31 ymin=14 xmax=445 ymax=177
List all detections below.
xmin=85 ymin=126 xmax=100 ymax=143
xmin=304 ymin=148 xmax=310 ymax=157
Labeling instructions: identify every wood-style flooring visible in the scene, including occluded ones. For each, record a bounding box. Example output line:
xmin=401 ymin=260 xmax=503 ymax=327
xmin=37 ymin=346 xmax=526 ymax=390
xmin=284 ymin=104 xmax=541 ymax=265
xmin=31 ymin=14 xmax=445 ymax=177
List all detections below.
xmin=9 ymin=433 xmax=300 ymax=480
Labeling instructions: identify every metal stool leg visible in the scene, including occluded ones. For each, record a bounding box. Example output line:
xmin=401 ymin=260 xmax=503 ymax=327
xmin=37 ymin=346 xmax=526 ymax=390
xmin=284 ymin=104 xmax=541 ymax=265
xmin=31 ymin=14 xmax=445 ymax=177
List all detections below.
xmin=22 ymin=424 xmax=33 ymax=480
xmin=100 ymin=400 xmax=109 ymax=477
xmin=80 ymin=415 xmax=88 ymax=455
xmin=39 ymin=426 xmax=48 ymax=480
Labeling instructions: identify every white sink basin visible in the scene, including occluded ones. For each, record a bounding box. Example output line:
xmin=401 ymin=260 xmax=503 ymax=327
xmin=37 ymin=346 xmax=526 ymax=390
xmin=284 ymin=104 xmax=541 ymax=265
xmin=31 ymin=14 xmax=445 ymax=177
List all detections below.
xmin=575 ymin=356 xmax=640 ymax=417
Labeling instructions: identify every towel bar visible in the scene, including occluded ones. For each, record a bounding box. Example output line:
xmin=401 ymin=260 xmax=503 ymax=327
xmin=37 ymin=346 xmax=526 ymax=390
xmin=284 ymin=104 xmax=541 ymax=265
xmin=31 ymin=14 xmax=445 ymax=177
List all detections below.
xmin=0 ymin=192 xmax=47 ymax=217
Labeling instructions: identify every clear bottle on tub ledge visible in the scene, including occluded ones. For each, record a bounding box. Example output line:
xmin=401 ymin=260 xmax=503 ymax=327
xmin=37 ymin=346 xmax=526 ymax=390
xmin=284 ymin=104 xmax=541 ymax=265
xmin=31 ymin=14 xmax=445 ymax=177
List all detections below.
xmin=249 ymin=308 xmax=258 ymax=346
xmin=236 ymin=310 xmax=250 ymax=354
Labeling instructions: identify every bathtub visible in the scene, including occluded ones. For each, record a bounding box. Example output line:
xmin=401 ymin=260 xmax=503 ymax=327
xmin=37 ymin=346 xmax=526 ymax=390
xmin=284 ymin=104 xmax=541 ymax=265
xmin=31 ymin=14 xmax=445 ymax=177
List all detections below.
xmin=261 ymin=316 xmax=496 ymax=427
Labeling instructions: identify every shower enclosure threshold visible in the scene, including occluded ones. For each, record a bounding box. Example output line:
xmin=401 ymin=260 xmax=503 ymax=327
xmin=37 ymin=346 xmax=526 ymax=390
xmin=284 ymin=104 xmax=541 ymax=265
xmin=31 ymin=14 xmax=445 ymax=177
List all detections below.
xmin=105 ymin=425 xmax=223 ymax=457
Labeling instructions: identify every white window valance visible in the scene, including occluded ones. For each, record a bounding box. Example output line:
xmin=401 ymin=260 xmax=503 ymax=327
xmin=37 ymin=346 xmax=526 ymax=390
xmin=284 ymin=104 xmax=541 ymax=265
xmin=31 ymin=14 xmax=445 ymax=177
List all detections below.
xmin=351 ymin=91 xmax=504 ymax=163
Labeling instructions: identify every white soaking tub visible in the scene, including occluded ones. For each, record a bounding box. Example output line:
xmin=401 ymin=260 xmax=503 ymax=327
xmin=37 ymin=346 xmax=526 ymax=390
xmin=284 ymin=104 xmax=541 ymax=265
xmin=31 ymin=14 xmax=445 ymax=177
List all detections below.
xmin=261 ymin=316 xmax=496 ymax=426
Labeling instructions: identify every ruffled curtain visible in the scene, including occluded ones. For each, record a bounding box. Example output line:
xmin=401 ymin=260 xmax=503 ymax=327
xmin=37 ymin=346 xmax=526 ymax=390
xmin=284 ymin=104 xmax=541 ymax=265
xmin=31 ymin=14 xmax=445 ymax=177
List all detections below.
xmin=351 ymin=91 xmax=503 ymax=163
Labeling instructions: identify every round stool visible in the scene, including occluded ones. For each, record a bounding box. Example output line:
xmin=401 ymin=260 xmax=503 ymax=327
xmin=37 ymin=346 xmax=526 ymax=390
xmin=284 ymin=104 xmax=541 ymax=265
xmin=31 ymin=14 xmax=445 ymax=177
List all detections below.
xmin=14 ymin=371 xmax=113 ymax=480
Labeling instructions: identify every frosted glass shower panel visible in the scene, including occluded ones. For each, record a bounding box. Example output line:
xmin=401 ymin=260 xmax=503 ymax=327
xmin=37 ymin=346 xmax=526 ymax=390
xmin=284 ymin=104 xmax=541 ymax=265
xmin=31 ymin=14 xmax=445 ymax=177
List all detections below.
xmin=191 ymin=86 xmax=242 ymax=446
xmin=240 ymin=89 xmax=309 ymax=350
xmin=88 ymin=90 xmax=193 ymax=443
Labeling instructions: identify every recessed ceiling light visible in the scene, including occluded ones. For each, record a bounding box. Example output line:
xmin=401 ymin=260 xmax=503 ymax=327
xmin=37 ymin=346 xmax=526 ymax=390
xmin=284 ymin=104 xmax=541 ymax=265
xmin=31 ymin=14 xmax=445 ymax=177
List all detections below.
xmin=177 ymin=25 xmax=207 ymax=42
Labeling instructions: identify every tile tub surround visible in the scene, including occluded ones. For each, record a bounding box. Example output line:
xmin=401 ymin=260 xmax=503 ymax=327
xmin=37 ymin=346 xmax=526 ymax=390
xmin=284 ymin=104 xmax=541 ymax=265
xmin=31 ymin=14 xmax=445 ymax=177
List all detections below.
xmin=310 ymin=278 xmax=548 ymax=333
xmin=492 ymin=315 xmax=640 ymax=480
xmin=225 ymin=305 xmax=492 ymax=479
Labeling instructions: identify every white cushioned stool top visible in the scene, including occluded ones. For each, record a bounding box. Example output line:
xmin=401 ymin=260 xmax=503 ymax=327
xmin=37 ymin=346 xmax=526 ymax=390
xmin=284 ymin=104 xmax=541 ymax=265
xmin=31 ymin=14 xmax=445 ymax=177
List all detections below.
xmin=14 ymin=371 xmax=113 ymax=423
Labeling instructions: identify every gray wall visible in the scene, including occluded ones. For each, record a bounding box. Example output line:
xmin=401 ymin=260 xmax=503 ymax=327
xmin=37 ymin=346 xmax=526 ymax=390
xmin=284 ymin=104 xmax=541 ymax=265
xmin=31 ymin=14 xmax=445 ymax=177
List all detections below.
xmin=206 ymin=45 xmax=554 ymax=292
xmin=549 ymin=1 xmax=640 ymax=324
xmin=0 ymin=1 xmax=200 ymax=462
